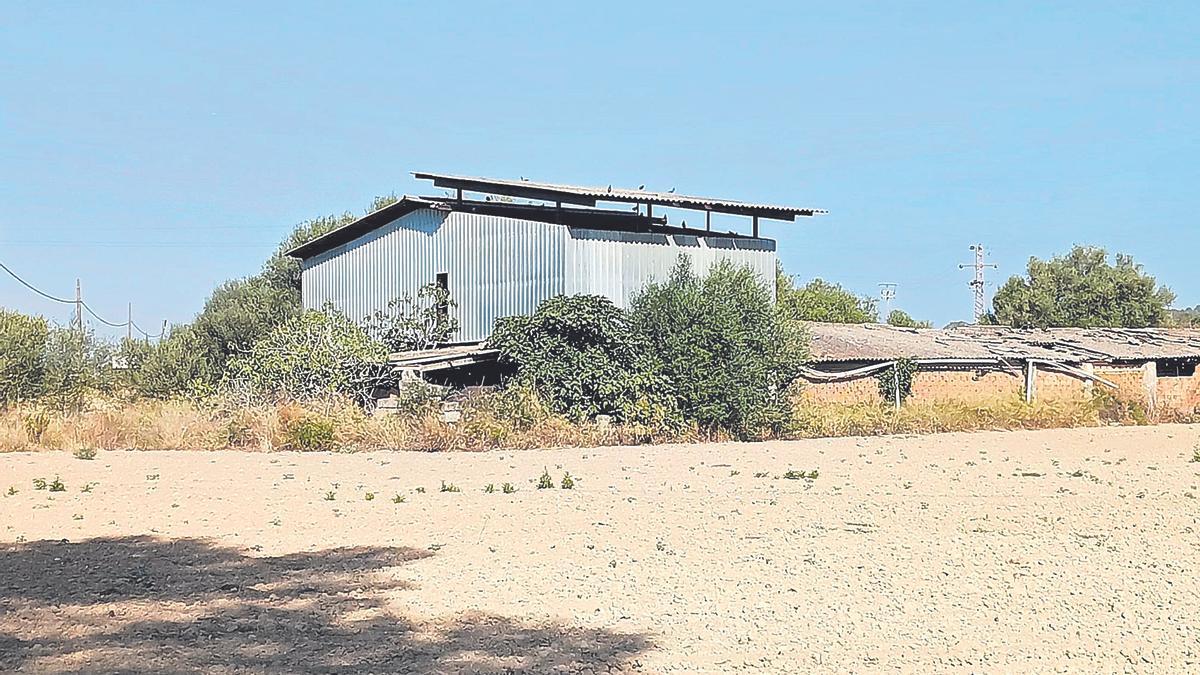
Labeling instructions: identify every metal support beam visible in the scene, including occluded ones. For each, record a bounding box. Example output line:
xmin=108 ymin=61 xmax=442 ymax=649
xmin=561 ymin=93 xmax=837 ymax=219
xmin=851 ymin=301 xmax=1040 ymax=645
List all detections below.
xmin=706 ymin=210 xmax=711 ymax=232
xmin=752 ymin=216 xmax=759 ymax=238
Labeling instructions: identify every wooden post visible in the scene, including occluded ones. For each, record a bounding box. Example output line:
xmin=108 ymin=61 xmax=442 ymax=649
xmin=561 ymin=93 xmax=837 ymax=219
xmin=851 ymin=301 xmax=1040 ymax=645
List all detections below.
xmin=74 ymin=279 xmax=82 ymax=332
xmin=752 ymin=216 xmax=759 ymax=238
xmin=893 ymin=366 xmax=900 ymax=412
xmin=705 ymin=210 xmax=711 ymax=232
xmin=1024 ymin=360 xmax=1037 ymax=403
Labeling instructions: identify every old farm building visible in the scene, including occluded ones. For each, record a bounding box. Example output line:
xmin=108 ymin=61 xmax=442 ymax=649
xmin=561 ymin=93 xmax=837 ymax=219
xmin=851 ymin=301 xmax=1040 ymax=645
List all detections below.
xmin=288 ymin=172 xmax=825 ymax=343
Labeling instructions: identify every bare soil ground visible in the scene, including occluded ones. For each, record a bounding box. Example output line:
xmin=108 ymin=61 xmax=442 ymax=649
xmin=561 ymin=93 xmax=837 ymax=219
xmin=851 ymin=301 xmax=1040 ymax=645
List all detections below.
xmin=2 ymin=425 xmax=1199 ymax=673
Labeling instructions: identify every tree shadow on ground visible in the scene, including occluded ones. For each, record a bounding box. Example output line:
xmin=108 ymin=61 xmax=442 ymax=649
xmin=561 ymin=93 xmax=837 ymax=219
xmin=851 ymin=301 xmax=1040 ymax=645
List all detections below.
xmin=0 ymin=536 xmax=651 ymax=674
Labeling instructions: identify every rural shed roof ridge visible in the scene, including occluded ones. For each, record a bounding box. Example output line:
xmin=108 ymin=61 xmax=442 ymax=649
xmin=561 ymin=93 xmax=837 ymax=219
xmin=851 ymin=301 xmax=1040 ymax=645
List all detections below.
xmin=286 ymin=196 xmax=434 ymax=260
xmin=804 ymin=322 xmax=1200 ymax=363
xmin=413 ymin=171 xmax=827 ymax=221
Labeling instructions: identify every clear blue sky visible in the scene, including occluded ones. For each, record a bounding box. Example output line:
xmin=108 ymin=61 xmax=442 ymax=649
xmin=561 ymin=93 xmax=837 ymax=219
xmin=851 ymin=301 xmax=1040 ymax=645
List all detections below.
xmin=2 ymin=1 xmax=1197 ymax=335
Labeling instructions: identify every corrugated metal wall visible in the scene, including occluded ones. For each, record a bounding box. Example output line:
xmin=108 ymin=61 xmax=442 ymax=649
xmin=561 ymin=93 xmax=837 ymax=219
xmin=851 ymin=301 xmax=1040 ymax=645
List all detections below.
xmin=563 ymin=229 xmax=777 ymax=307
xmin=301 ymin=209 xmax=567 ymax=342
xmin=302 ymin=209 xmax=777 ymax=343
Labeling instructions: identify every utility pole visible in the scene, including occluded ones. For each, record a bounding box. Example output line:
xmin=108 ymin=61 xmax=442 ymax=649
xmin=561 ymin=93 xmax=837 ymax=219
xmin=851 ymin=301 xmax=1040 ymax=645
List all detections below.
xmin=878 ymin=283 xmax=897 ymax=321
xmin=74 ymin=279 xmax=83 ymax=332
xmin=958 ymin=244 xmax=998 ymax=323
xmin=127 ymin=302 xmax=133 ymax=342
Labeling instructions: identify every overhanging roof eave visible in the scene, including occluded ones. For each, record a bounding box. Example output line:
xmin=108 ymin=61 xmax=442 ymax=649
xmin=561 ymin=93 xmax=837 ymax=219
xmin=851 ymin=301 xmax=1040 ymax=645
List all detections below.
xmin=413 ymin=171 xmax=827 ymax=222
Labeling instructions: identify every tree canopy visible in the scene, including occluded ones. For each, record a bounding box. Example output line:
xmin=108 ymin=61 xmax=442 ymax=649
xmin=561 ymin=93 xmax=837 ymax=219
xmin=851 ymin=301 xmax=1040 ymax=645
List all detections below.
xmin=886 ymin=309 xmax=932 ymax=328
xmin=776 ymin=266 xmax=878 ymax=323
xmin=989 ymin=246 xmax=1175 ymax=328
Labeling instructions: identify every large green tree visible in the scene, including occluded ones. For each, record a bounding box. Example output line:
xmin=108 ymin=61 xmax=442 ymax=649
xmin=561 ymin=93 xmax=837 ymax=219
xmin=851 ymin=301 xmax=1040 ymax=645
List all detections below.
xmin=633 ymin=258 xmax=808 ymax=438
xmin=136 ymin=195 xmax=400 ymax=397
xmin=989 ymin=246 xmax=1174 ymax=328
xmin=776 ymin=267 xmax=878 ymax=324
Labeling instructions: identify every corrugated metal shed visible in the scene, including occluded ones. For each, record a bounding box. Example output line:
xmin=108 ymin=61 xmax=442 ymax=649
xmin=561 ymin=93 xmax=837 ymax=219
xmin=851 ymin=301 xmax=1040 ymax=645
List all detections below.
xmin=298 ymin=205 xmax=778 ymax=343
xmin=806 ymin=323 xmax=1200 ymax=363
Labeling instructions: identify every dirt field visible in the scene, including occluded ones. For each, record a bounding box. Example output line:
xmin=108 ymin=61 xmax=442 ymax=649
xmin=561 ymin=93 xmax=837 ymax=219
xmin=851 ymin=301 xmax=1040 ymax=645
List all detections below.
xmin=2 ymin=425 xmax=1199 ymax=673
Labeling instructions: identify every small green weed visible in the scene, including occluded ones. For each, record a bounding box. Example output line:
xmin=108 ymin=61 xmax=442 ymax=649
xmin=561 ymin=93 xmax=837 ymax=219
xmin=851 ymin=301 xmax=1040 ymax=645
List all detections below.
xmin=440 ymin=481 xmax=461 ymax=493
xmin=80 ymin=482 xmax=96 ymax=493
xmin=391 ymin=494 xmax=406 ymax=503
xmin=502 ymin=482 xmax=516 ymax=494
xmin=323 ymin=491 xmax=336 ymax=501
xmin=72 ymin=513 xmax=83 ymax=521
xmin=33 ymin=478 xmax=47 ymax=491
xmin=6 ymin=486 xmax=17 ymax=496
xmin=415 ymin=486 xmax=426 ymax=493
xmin=537 ymin=468 xmax=554 ymax=489
xmin=484 ymin=483 xmax=495 ymax=494
xmin=560 ymin=472 xmax=575 ymax=490
xmin=753 ymin=471 xmax=769 ymax=478
xmin=49 ymin=476 xmax=66 ymax=492
xmin=73 ymin=447 xmax=97 ymax=461
xmin=1192 ymin=444 xmax=1200 ymax=463
xmin=730 ymin=470 xmax=740 ymax=477
xmin=146 ymin=474 xmax=159 ymax=481
xmin=364 ymin=492 xmax=376 ymax=501
xmin=783 ymin=469 xmax=805 ymax=480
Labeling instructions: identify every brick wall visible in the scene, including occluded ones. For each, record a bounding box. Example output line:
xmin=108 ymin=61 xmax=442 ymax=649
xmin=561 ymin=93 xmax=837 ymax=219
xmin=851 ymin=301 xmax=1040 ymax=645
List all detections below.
xmin=800 ymin=360 xmax=1200 ymax=419
xmin=908 ymin=370 xmax=1022 ymax=403
xmin=800 ymin=365 xmax=1093 ymax=407
xmin=1155 ymin=368 xmax=1200 ymax=417
xmin=797 ymin=377 xmax=882 ymax=405
xmin=1094 ymin=365 xmax=1151 ymax=406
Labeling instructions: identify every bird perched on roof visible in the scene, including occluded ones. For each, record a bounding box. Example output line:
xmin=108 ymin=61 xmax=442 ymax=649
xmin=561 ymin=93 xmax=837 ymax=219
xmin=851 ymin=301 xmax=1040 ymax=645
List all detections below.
xmin=668 ymin=187 xmax=676 ymax=194
xmin=638 ymin=184 xmax=645 ymax=190
xmin=607 ymin=185 xmax=612 ymax=192
xmin=520 ymin=176 xmax=528 ymax=181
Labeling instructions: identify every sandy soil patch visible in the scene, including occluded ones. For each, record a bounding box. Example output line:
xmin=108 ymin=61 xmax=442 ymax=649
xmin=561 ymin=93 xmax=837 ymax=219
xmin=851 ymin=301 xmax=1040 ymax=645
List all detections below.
xmin=2 ymin=425 xmax=1199 ymax=673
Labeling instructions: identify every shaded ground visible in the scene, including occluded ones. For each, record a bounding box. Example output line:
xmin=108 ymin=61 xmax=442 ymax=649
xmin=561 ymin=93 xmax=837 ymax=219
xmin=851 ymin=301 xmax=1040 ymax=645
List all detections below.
xmin=3 ymin=424 xmax=1200 ymax=672
xmin=0 ymin=537 xmax=648 ymax=673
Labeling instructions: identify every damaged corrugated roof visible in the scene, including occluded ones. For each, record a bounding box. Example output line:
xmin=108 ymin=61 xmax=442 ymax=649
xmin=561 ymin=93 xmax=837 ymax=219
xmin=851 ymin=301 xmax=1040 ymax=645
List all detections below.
xmin=806 ymin=323 xmax=1200 ymax=363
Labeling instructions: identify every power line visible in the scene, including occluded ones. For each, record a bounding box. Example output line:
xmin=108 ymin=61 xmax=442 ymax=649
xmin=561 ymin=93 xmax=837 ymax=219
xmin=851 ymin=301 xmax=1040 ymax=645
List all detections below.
xmin=0 ymin=259 xmax=77 ymax=304
xmin=0 ymin=258 xmax=166 ymax=339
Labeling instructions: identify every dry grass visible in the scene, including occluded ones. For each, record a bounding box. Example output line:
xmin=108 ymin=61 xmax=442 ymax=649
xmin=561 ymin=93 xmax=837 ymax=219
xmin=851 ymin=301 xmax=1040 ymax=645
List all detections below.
xmin=788 ymin=395 xmax=1111 ymax=438
xmin=0 ymin=391 xmax=1162 ymax=453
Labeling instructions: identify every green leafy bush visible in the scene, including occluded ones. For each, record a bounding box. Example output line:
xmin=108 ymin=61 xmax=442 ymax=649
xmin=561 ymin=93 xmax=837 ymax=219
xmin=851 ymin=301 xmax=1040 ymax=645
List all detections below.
xmin=224 ymin=310 xmax=389 ymax=402
xmin=631 ymin=258 xmax=808 ymax=439
xmin=886 ymin=310 xmax=932 ymax=328
xmin=0 ymin=310 xmax=50 ymax=406
xmin=489 ymin=295 xmax=674 ymax=423
xmin=282 ymin=415 xmax=336 ymax=451
xmin=40 ymin=327 xmax=115 ymax=411
xmin=364 ymin=283 xmax=460 ymax=351
xmin=877 ymin=357 xmax=918 ymax=406
xmin=121 ymin=328 xmax=216 ymax=400
xmin=776 ymin=266 xmax=877 ymax=323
